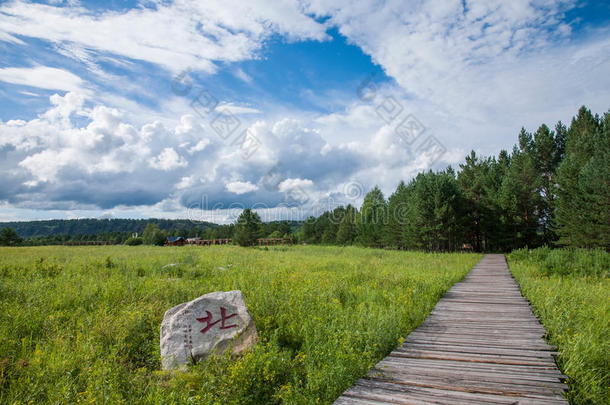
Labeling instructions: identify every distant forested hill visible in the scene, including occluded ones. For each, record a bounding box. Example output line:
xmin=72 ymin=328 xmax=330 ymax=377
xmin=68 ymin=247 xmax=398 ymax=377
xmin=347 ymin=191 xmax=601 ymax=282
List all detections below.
xmin=0 ymin=218 xmax=218 ymax=238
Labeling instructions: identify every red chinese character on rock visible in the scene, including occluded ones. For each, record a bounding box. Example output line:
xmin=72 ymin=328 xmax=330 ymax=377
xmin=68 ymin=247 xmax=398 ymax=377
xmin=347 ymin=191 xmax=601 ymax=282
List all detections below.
xmin=196 ymin=307 xmax=238 ymax=334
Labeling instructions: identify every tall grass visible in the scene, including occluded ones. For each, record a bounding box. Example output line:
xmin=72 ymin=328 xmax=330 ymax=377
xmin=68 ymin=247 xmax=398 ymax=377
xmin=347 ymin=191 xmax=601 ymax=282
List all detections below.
xmin=0 ymin=245 xmax=479 ymax=404
xmin=509 ymin=248 xmax=609 ymax=405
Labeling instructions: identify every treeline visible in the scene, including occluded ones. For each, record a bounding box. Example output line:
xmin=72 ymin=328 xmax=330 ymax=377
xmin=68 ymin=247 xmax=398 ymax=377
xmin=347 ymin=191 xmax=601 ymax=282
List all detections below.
xmin=0 ymin=218 xmax=217 ymax=238
xmin=0 ymin=220 xmax=301 ymax=246
xmin=299 ymin=106 xmax=609 ymax=252
xmin=0 ymin=218 xmax=219 ymax=245
xmin=125 ymin=220 xmax=299 ymax=246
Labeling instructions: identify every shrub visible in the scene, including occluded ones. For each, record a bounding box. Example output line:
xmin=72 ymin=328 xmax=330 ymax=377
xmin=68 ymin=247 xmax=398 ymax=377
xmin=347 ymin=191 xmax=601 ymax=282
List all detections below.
xmin=124 ymin=237 xmax=143 ymax=246
xmin=511 ymin=247 xmax=608 ymax=277
xmin=0 ymin=228 xmax=22 ymax=246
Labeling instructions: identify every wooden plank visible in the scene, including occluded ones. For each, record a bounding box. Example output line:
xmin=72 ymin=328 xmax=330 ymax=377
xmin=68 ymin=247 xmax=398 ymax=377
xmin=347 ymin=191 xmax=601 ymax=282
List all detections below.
xmin=333 ymin=255 xmax=568 ymax=404
xmin=344 ymin=379 xmax=566 ymax=405
xmin=404 ymin=336 xmax=553 ymax=350
xmin=420 ymin=319 xmax=546 ymax=328
xmin=404 ymin=338 xmax=554 ymax=351
xmin=378 ymin=357 xmax=567 ymax=378
xmin=375 ymin=360 xmax=566 ymax=383
xmin=366 ymin=373 xmax=567 ymax=397
xmin=420 ymin=321 xmax=545 ymax=331
xmin=399 ymin=342 xmax=557 ymax=358
xmin=413 ymin=326 xmax=546 ymax=337
xmin=368 ymin=364 xmax=567 ymax=392
xmin=389 ymin=350 xmax=558 ymax=367
xmin=405 ymin=331 xmax=549 ymax=343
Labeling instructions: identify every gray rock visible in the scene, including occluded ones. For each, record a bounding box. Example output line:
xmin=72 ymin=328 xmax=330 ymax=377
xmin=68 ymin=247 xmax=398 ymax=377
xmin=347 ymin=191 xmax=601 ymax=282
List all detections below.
xmin=160 ymin=290 xmax=257 ymax=370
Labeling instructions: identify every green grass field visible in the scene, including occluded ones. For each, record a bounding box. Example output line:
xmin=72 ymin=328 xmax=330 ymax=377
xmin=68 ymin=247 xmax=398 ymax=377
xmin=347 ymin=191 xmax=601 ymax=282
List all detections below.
xmin=509 ymin=248 xmax=609 ymax=405
xmin=0 ymin=245 xmax=479 ymax=404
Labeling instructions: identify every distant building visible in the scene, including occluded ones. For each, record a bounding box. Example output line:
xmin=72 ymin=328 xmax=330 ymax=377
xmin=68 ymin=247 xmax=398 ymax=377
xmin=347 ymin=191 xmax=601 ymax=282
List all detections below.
xmin=165 ymin=236 xmax=186 ymax=246
xmin=186 ymin=237 xmax=201 ymax=244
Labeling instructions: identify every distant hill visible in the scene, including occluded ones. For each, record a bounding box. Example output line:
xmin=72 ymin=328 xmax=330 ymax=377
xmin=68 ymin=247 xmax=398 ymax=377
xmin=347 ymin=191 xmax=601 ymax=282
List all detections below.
xmin=0 ymin=218 xmax=218 ymax=238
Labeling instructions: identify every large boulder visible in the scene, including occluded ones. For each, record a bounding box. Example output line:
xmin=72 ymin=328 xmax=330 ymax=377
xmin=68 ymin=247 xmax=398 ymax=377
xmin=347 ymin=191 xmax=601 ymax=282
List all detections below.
xmin=160 ymin=290 xmax=257 ymax=370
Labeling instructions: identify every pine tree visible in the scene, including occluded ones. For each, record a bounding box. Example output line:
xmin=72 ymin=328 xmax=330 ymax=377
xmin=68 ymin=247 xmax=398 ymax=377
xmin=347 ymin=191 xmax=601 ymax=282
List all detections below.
xmin=555 ymin=111 xmax=609 ymax=248
xmin=336 ymin=205 xmax=357 ymax=245
xmin=500 ymin=144 xmax=541 ymax=249
xmin=356 ymin=187 xmax=386 ymax=247
xmin=431 ymin=169 xmax=463 ymax=251
xmin=301 ymin=216 xmax=318 ymax=243
xmin=556 ymin=107 xmax=602 ymax=246
xmin=401 ymin=170 xmax=463 ymax=251
xmin=532 ymin=124 xmax=562 ymax=244
xmin=518 ymin=127 xmax=534 ymax=154
xmin=457 ymin=151 xmax=493 ymax=251
xmin=323 ymin=206 xmax=346 ymax=243
xmin=384 ymin=181 xmax=409 ymax=248
xmin=486 ymin=151 xmax=511 ymax=251
xmin=578 ymin=112 xmax=610 ymax=249
xmin=233 ymin=209 xmax=263 ymax=246
xmin=554 ymin=121 xmax=567 ymax=166
xmin=401 ymin=177 xmax=424 ymax=250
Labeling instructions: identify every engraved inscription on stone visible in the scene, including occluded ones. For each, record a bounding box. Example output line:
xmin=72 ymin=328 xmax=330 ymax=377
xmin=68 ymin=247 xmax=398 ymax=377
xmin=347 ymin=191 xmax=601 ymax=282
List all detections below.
xmin=160 ymin=290 xmax=258 ymax=370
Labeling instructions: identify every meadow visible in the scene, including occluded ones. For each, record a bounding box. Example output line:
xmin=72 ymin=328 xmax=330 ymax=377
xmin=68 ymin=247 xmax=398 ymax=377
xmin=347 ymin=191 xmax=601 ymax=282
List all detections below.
xmin=0 ymin=245 xmax=479 ymax=404
xmin=509 ymin=248 xmax=609 ymax=405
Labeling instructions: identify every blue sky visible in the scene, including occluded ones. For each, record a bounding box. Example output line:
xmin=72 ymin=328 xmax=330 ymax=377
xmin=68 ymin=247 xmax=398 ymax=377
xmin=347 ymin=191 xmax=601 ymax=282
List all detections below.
xmin=0 ymin=0 xmax=609 ymax=222
xmin=1 ymin=25 xmax=389 ymax=120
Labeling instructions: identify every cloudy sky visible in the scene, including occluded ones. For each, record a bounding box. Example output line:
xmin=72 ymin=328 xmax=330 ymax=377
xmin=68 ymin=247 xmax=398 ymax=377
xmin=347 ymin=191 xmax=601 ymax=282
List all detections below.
xmin=1 ymin=0 xmax=609 ymax=223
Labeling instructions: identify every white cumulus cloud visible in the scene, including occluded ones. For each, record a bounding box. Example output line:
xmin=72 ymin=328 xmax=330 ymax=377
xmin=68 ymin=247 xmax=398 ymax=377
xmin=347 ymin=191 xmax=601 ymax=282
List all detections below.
xmin=149 ymin=148 xmax=189 ymax=171
xmin=278 ymin=178 xmax=314 ymax=192
xmin=226 ymin=181 xmax=258 ymax=194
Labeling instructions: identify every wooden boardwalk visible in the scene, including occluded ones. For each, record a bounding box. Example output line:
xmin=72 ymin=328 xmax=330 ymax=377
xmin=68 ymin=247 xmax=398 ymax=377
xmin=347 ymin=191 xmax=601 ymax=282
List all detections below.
xmin=334 ymin=254 xmax=568 ymax=405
